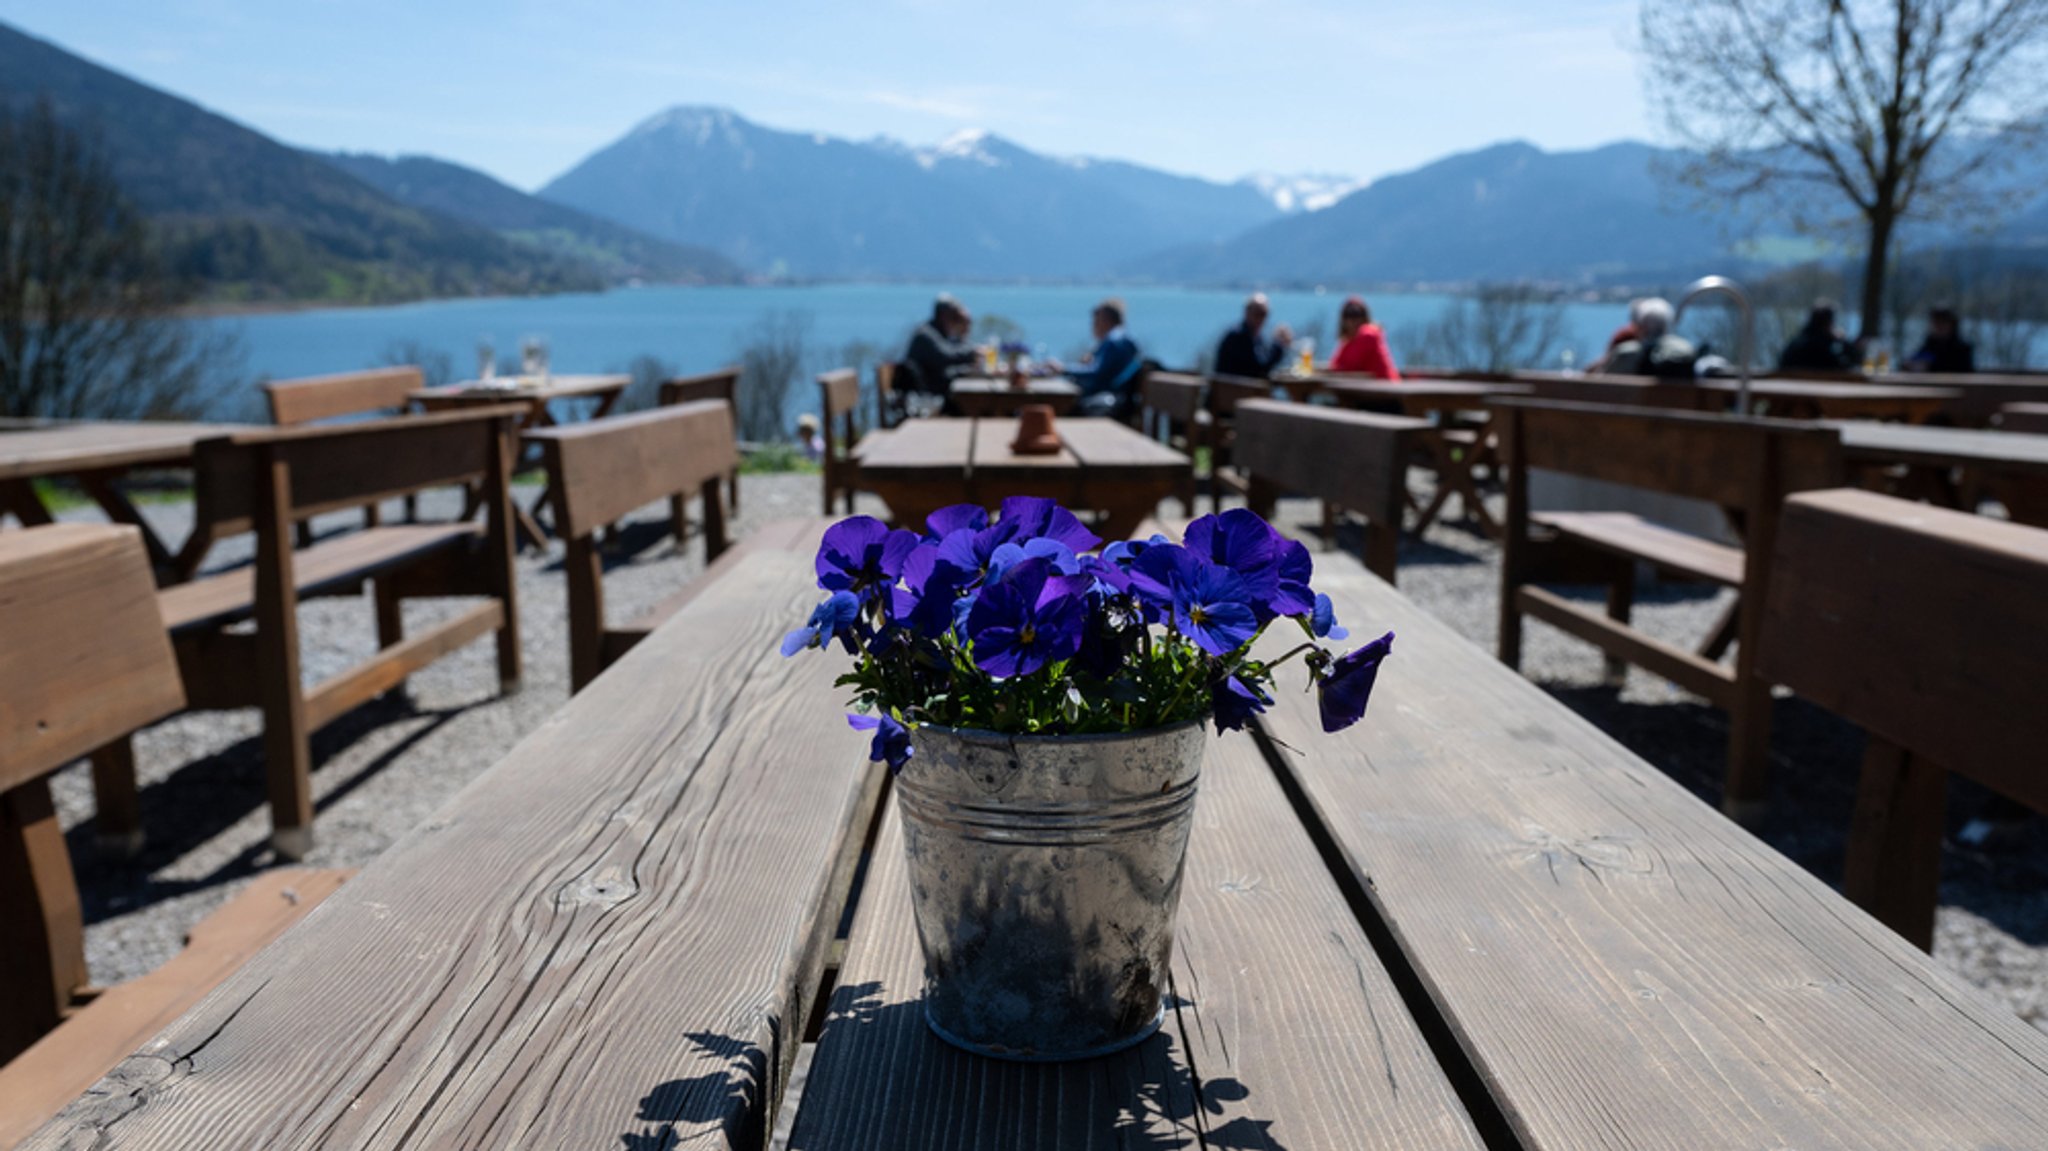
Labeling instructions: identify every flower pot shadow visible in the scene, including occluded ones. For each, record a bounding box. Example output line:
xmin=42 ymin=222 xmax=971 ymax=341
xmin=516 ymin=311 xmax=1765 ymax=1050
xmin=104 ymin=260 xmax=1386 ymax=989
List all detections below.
xmin=621 ymin=1029 xmax=771 ymax=1151
xmin=784 ymin=979 xmax=1289 ymax=1150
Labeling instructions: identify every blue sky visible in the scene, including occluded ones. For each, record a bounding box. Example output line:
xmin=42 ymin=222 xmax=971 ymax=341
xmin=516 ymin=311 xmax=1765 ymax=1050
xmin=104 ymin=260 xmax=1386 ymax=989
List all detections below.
xmin=0 ymin=0 xmax=1651 ymax=192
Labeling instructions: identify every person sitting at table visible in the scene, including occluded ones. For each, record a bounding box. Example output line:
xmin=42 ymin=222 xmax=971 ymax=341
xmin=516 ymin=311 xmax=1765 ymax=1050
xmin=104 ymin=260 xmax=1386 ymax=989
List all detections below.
xmin=1905 ymin=305 xmax=1975 ymax=373
xmin=796 ymin=413 xmax=823 ymax=463
xmin=1327 ymin=296 xmax=1401 ymax=380
xmin=1603 ymin=297 xmax=1699 ymax=378
xmin=1778 ymin=300 xmax=1860 ymax=372
xmin=1586 ymin=299 xmax=1649 ymax=372
xmin=1067 ymin=298 xmax=1144 ymax=417
xmin=900 ymin=293 xmax=979 ymax=402
xmin=1214 ymin=292 xmax=1293 ymax=379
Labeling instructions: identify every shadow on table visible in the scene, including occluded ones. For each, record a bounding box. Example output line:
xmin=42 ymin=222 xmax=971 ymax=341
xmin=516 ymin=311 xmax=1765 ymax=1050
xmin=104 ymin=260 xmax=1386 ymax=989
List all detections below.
xmin=67 ymin=691 xmax=464 ymax=924
xmin=759 ymin=981 xmax=1284 ymax=1151
xmin=624 ymin=1030 xmax=773 ymax=1151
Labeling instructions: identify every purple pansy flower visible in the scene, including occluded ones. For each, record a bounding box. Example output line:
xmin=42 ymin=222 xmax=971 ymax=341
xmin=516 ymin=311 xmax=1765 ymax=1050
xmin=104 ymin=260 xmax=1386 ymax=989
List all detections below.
xmin=894 ymin=544 xmax=973 ymax=638
xmin=1271 ymin=539 xmax=1316 ymax=618
xmin=1162 ymin=550 xmax=1260 ymax=656
xmin=924 ymin=504 xmax=988 ymax=540
xmin=848 ymin=712 xmax=913 ymax=771
xmin=992 ymin=496 xmax=1101 ymax=554
xmin=1311 ymin=593 xmax=1348 ymax=640
xmin=1183 ymin=510 xmax=1286 ymax=615
xmin=965 ymin=557 xmax=1092 ymax=678
xmin=782 ymin=591 xmax=863 ymax=657
xmin=817 ymin=517 xmax=919 ymax=601
xmin=1318 ymin=631 xmax=1394 ymax=733
xmin=1211 ymin=674 xmax=1271 ymax=733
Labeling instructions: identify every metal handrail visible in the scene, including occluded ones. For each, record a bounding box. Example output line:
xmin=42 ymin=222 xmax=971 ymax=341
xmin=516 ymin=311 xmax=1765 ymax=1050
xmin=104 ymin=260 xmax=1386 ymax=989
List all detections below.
xmin=1674 ymin=275 xmax=1754 ymax=412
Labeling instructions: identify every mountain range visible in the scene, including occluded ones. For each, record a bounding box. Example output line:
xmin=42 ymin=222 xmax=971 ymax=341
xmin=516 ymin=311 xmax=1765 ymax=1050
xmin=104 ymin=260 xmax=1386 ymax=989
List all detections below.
xmin=6 ymin=16 xmax=2048 ymax=305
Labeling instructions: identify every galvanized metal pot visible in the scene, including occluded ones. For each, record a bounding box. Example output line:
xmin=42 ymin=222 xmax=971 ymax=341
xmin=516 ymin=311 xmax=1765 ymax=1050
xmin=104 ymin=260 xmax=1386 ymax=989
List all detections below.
xmin=895 ymin=720 xmax=1206 ymax=1061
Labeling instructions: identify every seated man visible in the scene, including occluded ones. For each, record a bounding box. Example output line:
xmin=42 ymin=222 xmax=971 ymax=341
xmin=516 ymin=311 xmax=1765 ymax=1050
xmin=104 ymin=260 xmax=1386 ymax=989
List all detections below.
xmin=1778 ymin=299 xmax=1860 ymax=372
xmin=1604 ymin=297 xmax=1697 ymax=378
xmin=1905 ymin=305 xmax=1975 ymax=373
xmin=900 ymin=293 xmax=979 ymax=402
xmin=1214 ymin=292 xmax=1292 ymax=379
xmin=1067 ymin=299 xmax=1143 ymax=418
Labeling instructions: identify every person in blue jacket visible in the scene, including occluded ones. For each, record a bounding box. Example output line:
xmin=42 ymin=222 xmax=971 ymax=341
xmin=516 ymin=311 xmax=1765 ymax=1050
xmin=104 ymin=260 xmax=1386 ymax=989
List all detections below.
xmin=1066 ymin=298 xmax=1143 ymax=417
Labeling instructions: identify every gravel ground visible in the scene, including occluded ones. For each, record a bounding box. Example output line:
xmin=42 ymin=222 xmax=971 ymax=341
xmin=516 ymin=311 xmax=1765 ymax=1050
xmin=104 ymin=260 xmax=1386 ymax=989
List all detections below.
xmin=50 ymin=469 xmax=2046 ymax=1046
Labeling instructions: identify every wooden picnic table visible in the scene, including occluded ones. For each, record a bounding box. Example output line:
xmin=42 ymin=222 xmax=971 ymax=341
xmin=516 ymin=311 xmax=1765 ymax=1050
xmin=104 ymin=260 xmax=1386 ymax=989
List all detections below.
xmin=24 ymin=518 xmax=2048 ymax=1149
xmin=413 ymin=374 xmax=630 ymax=548
xmin=948 ymin=376 xmax=1080 ymax=417
xmin=1317 ymin=377 xmax=1534 ymax=537
xmin=0 ymin=418 xmax=261 ymax=579
xmin=854 ymin=416 xmax=1189 ymax=539
xmin=1698 ymin=378 xmax=1959 ymax=422
xmin=1833 ymin=419 xmax=2048 ymax=525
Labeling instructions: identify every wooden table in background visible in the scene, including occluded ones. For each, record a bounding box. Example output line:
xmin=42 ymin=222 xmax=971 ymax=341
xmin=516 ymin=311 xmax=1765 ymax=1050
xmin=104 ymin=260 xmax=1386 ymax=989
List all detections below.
xmin=1700 ymin=379 xmax=1959 ymax=422
xmin=1835 ymin=420 xmax=2048 ymax=525
xmin=855 ymin=416 xmax=1189 ymax=539
xmin=25 ymin=520 xmax=2048 ymax=1149
xmin=949 ymin=377 xmax=1080 ymax=417
xmin=1318 ymin=378 xmax=1534 ymax=537
xmin=0 ymin=418 xmax=259 ymax=579
xmin=412 ymin=374 xmax=630 ymax=548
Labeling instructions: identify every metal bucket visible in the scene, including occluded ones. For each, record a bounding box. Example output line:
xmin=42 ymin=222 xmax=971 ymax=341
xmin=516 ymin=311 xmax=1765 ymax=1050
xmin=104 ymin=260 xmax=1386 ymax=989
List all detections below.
xmin=894 ymin=720 xmax=1206 ymax=1061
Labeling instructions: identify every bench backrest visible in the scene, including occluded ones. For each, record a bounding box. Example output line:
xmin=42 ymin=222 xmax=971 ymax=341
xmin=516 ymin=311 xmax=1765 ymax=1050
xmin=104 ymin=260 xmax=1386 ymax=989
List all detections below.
xmin=1759 ymin=488 xmax=2048 ymax=808
xmin=263 ymin=367 xmax=422 ymax=427
xmin=874 ymin=361 xmax=902 ymax=429
xmin=1206 ymin=373 xmax=1275 ymax=417
xmin=189 ymin=406 xmax=522 ymax=537
xmin=659 ymin=366 xmax=740 ymax=410
xmin=0 ymin=525 xmax=184 ymax=793
xmin=531 ymin=402 xmax=739 ymax=540
xmin=1142 ymin=372 xmax=1205 ymax=425
xmin=1234 ymin=399 xmax=1424 ymax=524
xmin=1514 ymin=373 xmax=1706 ymax=410
xmin=1491 ymin=398 xmax=1843 ymax=509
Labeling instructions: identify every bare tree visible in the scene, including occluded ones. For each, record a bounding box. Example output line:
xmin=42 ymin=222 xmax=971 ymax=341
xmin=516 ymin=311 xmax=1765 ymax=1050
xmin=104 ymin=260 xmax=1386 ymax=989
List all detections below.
xmin=1961 ymin=267 xmax=2048 ymax=367
xmin=1408 ymin=284 xmax=1569 ymax=373
xmin=0 ymin=100 xmax=239 ymax=419
xmin=1642 ymin=0 xmax=2048 ymax=341
xmin=733 ymin=310 xmax=811 ymax=442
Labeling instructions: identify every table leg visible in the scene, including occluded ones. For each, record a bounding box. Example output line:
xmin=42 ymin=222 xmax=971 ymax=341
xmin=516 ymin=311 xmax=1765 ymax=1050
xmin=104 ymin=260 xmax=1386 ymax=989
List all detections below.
xmin=79 ymin=472 xmax=177 ymax=576
xmin=0 ymin=478 xmax=55 ymax=527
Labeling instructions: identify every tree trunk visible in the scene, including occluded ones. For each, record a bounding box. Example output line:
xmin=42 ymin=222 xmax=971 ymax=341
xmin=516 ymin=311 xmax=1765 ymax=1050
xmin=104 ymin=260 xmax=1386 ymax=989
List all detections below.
xmin=1857 ymin=206 xmax=1897 ymax=345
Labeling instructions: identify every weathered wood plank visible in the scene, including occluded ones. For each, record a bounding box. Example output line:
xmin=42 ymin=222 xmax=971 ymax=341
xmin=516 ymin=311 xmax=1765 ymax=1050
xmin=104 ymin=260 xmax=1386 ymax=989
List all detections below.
xmin=1257 ymin=552 xmax=2048 ymax=1148
xmin=25 ymin=539 xmax=886 ymax=1149
xmin=264 ymin=368 xmax=421 ymax=427
xmin=790 ymin=725 xmax=1484 ymax=1149
xmin=527 ymin=400 xmax=738 ymax=538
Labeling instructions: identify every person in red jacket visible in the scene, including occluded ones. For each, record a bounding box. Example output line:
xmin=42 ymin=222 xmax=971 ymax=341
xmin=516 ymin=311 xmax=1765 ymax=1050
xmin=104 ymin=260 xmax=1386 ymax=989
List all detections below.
xmin=1328 ymin=295 xmax=1401 ymax=379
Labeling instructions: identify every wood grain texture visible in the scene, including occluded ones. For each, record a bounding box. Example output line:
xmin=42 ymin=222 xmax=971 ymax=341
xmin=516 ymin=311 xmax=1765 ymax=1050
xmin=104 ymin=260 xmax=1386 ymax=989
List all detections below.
xmin=264 ymin=368 xmax=422 ymax=427
xmin=789 ymin=735 xmax=1483 ymax=1150
xmin=1256 ymin=551 xmax=2048 ymax=1149
xmin=25 ymin=537 xmax=888 ymax=1150
xmin=1233 ymin=399 xmax=1424 ymax=529
xmin=949 ymin=379 xmax=1081 ymax=418
xmin=0 ymin=525 xmax=184 ymax=790
xmin=0 ymin=869 xmax=352 ymax=1149
xmin=1759 ymin=488 xmax=2048 ymax=805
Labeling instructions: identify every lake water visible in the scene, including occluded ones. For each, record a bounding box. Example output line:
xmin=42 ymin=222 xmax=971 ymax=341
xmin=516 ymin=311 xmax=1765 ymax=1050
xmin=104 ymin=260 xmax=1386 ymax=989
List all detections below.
xmin=197 ymin=283 xmax=1637 ymax=428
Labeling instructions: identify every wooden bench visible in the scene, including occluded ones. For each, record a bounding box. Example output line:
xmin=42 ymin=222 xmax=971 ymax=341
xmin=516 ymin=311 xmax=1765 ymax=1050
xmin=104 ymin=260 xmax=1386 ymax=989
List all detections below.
xmin=659 ymin=365 xmax=742 ymax=514
xmin=1235 ymin=398 xmax=1428 ymax=583
xmin=0 ymin=524 xmax=350 ymax=1145
xmin=527 ymin=401 xmax=740 ymax=693
xmin=1202 ymin=372 xmax=1278 ymax=506
xmin=1999 ymin=401 xmax=2048 ymax=433
xmin=818 ymin=368 xmax=861 ymax=515
xmin=1137 ymin=371 xmax=1206 ymax=515
xmin=874 ymin=360 xmax=905 ymax=429
xmin=1492 ymin=399 xmax=1844 ymax=815
xmin=260 ymin=367 xmax=429 ymax=548
xmin=138 ymin=407 xmax=524 ymax=859
xmin=20 ymin=520 xmax=890 ymax=1150
xmin=1759 ymin=488 xmax=2048 ymax=949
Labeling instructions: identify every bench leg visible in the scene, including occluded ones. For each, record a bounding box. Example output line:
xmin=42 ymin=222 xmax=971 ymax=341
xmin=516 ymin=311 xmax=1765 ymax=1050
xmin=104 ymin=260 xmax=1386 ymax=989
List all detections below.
xmin=1604 ymin=577 xmax=1635 ymax=686
xmin=701 ymin=476 xmax=729 ymax=563
xmin=1722 ymin=660 xmax=1774 ymax=823
xmin=1842 ymin=737 xmax=1944 ymax=951
xmin=0 ymin=781 xmax=88 ymax=1063
xmin=257 ymin=458 xmax=316 ymax=862
xmin=729 ymin=467 xmax=740 ymax=514
xmin=0 ymin=477 xmax=55 ymax=528
xmin=1364 ymin=518 xmax=1399 ymax=586
xmin=374 ymin=578 xmax=405 ymax=651
xmin=89 ymin=739 xmax=145 ymax=857
xmin=1698 ymin=595 xmax=1740 ymax=662
xmin=671 ymin=493 xmax=690 ymax=548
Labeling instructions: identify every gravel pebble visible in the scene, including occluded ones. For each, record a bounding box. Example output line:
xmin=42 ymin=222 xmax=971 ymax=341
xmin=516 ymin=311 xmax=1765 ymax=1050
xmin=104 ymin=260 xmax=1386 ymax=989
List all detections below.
xmin=51 ymin=468 xmax=2046 ymax=1044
